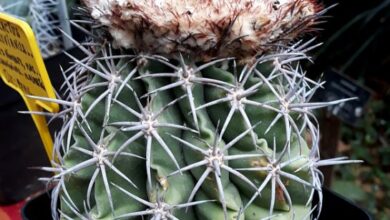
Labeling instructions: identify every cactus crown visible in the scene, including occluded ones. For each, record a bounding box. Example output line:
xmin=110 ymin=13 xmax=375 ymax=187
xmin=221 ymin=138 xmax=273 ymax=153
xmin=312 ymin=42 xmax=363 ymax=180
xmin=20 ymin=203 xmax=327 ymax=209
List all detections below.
xmin=31 ymin=1 xmax=361 ymax=220
xmin=82 ymin=0 xmax=322 ymax=62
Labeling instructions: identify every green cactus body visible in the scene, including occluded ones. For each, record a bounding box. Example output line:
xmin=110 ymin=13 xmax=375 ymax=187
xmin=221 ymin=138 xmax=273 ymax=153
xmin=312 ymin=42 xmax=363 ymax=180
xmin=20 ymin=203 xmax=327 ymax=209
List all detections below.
xmin=32 ymin=1 xmax=362 ymax=219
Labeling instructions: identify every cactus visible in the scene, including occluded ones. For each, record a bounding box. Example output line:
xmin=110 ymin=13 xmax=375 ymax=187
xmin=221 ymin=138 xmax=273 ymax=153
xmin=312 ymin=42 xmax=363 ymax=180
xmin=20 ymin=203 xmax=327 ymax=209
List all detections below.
xmin=0 ymin=0 xmax=73 ymax=57
xmin=28 ymin=0 xmax=64 ymax=57
xmin=32 ymin=1 xmax=362 ymax=219
xmin=0 ymin=0 xmax=31 ymax=18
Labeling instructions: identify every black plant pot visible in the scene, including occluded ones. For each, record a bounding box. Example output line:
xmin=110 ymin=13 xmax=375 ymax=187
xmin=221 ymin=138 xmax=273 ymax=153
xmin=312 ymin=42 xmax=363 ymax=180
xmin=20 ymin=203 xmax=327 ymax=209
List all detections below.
xmin=313 ymin=189 xmax=371 ymax=220
xmin=22 ymin=188 xmax=371 ymax=220
xmin=0 ymin=86 xmax=51 ymax=204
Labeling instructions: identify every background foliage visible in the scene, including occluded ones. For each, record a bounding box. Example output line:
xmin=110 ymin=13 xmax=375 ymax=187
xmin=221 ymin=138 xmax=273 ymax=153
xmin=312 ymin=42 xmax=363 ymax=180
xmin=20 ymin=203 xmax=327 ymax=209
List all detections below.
xmin=313 ymin=0 xmax=390 ymax=219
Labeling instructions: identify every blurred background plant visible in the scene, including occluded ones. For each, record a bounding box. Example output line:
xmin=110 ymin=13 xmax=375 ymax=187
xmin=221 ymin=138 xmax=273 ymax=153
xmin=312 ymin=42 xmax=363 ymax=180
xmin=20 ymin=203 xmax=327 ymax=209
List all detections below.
xmin=312 ymin=0 xmax=390 ymax=219
xmin=0 ymin=0 xmax=30 ymax=18
xmin=0 ymin=0 xmax=74 ymax=58
xmin=334 ymin=94 xmax=390 ymax=219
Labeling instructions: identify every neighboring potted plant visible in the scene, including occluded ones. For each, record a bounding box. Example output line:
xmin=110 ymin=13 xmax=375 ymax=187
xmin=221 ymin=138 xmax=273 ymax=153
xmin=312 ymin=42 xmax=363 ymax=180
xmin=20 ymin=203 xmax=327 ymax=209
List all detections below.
xmin=0 ymin=0 xmax=75 ymax=58
xmin=23 ymin=0 xmax=370 ymax=219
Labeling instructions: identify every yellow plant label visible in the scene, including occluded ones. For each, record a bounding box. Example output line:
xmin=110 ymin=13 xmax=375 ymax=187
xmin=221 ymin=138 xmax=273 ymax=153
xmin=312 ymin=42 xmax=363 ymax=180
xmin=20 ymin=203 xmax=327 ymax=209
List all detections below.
xmin=0 ymin=13 xmax=59 ymax=161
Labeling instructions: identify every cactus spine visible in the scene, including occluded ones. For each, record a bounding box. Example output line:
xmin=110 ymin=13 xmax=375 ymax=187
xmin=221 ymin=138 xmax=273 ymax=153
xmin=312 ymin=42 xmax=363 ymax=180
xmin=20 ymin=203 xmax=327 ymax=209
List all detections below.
xmin=33 ymin=1 xmax=361 ymax=219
